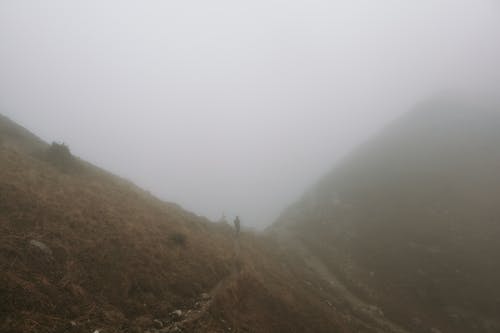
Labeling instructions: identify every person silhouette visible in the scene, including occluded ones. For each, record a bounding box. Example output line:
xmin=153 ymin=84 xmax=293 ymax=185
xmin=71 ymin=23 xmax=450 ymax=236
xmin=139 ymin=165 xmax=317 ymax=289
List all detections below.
xmin=233 ymin=216 xmax=241 ymax=235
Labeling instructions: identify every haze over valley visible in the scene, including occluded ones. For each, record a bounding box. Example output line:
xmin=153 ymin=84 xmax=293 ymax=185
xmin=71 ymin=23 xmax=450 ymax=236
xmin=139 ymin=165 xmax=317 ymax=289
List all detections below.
xmin=1 ymin=0 xmax=499 ymax=227
xmin=1 ymin=1 xmax=500 ymax=333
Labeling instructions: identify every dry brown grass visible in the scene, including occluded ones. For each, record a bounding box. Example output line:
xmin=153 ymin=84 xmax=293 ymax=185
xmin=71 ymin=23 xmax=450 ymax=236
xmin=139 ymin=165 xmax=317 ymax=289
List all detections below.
xmin=0 ymin=113 xmax=398 ymax=332
xmin=0 ymin=142 xmax=362 ymax=333
xmin=0 ymin=145 xmax=236 ymax=332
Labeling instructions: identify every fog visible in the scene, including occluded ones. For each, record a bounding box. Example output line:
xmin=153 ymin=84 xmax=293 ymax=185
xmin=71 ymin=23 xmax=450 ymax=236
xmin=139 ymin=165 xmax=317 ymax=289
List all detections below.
xmin=1 ymin=0 xmax=499 ymax=228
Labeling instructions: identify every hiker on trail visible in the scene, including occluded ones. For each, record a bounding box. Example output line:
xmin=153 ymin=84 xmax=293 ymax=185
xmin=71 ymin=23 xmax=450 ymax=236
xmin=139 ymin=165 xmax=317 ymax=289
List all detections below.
xmin=233 ymin=216 xmax=241 ymax=235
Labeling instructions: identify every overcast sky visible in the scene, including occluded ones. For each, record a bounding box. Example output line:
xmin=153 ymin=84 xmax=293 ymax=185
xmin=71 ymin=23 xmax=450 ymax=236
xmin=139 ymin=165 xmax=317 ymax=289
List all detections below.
xmin=1 ymin=1 xmax=499 ymax=228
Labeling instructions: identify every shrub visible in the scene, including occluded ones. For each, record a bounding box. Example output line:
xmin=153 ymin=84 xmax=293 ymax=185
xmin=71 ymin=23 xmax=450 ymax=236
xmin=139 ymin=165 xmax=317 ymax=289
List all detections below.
xmin=169 ymin=232 xmax=187 ymax=247
xmin=46 ymin=142 xmax=76 ymax=172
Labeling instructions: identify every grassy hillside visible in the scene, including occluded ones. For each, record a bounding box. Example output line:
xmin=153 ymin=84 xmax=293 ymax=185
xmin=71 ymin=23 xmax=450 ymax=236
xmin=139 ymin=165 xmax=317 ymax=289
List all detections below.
xmin=0 ymin=132 xmax=234 ymax=332
xmin=0 ymin=114 xmax=390 ymax=333
xmin=275 ymin=97 xmax=500 ymax=333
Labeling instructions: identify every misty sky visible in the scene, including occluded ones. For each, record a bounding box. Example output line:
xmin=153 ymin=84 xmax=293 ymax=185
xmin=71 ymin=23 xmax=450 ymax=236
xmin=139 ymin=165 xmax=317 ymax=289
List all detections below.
xmin=1 ymin=1 xmax=499 ymax=228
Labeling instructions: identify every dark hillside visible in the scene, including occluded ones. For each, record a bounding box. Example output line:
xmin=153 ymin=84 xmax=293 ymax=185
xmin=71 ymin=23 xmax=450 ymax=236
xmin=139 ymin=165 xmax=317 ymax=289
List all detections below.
xmin=274 ymin=98 xmax=500 ymax=333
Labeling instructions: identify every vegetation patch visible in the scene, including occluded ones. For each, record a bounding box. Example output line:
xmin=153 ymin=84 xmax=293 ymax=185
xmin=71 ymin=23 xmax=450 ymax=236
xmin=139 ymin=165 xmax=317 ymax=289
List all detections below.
xmin=169 ymin=232 xmax=187 ymax=247
xmin=45 ymin=142 xmax=78 ymax=172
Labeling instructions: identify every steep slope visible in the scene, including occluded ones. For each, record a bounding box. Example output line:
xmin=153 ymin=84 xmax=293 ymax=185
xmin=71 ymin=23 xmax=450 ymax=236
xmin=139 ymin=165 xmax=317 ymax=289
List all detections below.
xmin=0 ymin=129 xmax=235 ymax=332
xmin=0 ymin=114 xmax=399 ymax=333
xmin=274 ymin=97 xmax=500 ymax=333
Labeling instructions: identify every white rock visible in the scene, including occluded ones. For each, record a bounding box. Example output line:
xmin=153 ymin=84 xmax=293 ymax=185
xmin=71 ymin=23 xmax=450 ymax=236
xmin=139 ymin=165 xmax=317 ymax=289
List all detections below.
xmin=29 ymin=240 xmax=53 ymax=256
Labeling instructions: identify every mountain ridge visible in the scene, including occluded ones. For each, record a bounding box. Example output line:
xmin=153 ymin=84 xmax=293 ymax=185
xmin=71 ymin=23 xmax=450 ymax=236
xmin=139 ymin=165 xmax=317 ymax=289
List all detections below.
xmin=3 ymin=97 xmax=500 ymax=332
xmin=275 ymin=97 xmax=500 ymax=332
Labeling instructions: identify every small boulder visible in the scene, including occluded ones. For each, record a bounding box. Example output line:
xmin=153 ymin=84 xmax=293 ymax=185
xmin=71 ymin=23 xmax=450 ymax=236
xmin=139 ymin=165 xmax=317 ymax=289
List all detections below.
xmin=153 ymin=319 xmax=163 ymax=329
xmin=29 ymin=240 xmax=53 ymax=256
xmin=171 ymin=310 xmax=182 ymax=319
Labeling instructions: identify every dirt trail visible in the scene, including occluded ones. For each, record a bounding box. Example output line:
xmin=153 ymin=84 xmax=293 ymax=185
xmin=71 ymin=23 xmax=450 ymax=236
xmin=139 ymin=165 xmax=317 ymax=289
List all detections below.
xmin=156 ymin=237 xmax=242 ymax=333
xmin=150 ymin=229 xmax=410 ymax=333
xmin=276 ymin=228 xmax=410 ymax=333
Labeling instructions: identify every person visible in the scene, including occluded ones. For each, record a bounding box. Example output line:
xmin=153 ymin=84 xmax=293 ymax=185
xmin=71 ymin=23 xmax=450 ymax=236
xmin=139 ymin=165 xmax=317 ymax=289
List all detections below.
xmin=233 ymin=216 xmax=241 ymax=235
